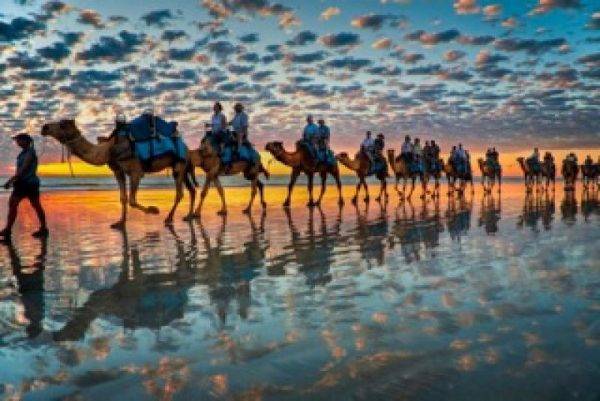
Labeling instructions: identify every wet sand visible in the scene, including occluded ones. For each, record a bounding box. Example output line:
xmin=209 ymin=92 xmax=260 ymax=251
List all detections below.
xmin=0 ymin=182 xmax=598 ymax=401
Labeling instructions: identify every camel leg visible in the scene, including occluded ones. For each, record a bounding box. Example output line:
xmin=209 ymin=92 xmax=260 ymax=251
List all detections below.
xmin=165 ymin=167 xmax=185 ymax=225
xmin=194 ymin=178 xmax=211 ymax=217
xmin=362 ymin=177 xmax=370 ymax=203
xmin=408 ymin=177 xmax=416 ymax=200
xmin=111 ymin=169 xmax=127 ymax=230
xmin=315 ymin=171 xmax=327 ymax=206
xmin=128 ymin=171 xmax=159 ymax=215
xmin=352 ymin=180 xmax=360 ymax=205
xmin=498 ymin=174 xmax=502 ymax=193
xmin=332 ymin=169 xmax=344 ymax=206
xmin=243 ymin=179 xmax=257 ymax=214
xmin=213 ymin=178 xmax=228 ymax=215
xmin=284 ymin=169 xmax=300 ymax=208
xmin=420 ymin=174 xmax=427 ymax=199
xmin=182 ymin=172 xmax=196 ymax=221
xmin=257 ymin=180 xmax=267 ymax=209
xmin=307 ymin=173 xmax=315 ymax=207
xmin=394 ymin=175 xmax=401 ymax=197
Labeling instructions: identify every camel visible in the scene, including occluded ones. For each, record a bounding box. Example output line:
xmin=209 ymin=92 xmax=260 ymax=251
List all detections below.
xmin=41 ymin=120 xmax=196 ymax=228
xmin=386 ymin=149 xmax=427 ymax=200
xmin=336 ymin=151 xmax=388 ymax=204
xmin=541 ymin=157 xmax=556 ymax=191
xmin=188 ymin=137 xmax=269 ymax=216
xmin=264 ymin=141 xmax=344 ymax=207
xmin=561 ymin=157 xmax=579 ymax=191
xmin=477 ymin=158 xmax=502 ymax=193
xmin=423 ymin=156 xmax=443 ymax=198
xmin=441 ymin=159 xmax=474 ymax=195
xmin=581 ymin=161 xmax=598 ymax=190
xmin=517 ymin=157 xmax=541 ymax=193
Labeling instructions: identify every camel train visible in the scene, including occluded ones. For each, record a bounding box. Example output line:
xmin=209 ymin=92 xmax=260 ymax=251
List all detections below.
xmin=40 ymin=117 xmax=597 ymax=227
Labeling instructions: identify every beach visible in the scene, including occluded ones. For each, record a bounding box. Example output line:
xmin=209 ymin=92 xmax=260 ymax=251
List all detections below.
xmin=0 ymin=182 xmax=598 ymax=400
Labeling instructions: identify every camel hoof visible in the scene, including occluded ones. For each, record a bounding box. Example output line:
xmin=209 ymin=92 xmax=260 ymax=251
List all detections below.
xmin=217 ymin=209 xmax=228 ymax=216
xmin=307 ymin=201 xmax=315 ymax=207
xmin=110 ymin=221 xmax=125 ymax=230
xmin=147 ymin=206 xmax=160 ymax=215
xmin=242 ymin=208 xmax=251 ymax=215
xmin=351 ymin=197 xmax=358 ymax=205
xmin=283 ymin=201 xmax=290 ymax=208
xmin=364 ymin=197 xmax=370 ymax=203
xmin=338 ymin=199 xmax=345 ymax=207
xmin=375 ymin=197 xmax=381 ymax=203
xmin=183 ymin=214 xmax=195 ymax=222
xmin=261 ymin=202 xmax=267 ymax=209
xmin=164 ymin=218 xmax=174 ymax=226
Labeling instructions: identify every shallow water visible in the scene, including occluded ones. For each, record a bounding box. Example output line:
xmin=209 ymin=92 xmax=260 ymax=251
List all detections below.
xmin=0 ymin=183 xmax=598 ymax=401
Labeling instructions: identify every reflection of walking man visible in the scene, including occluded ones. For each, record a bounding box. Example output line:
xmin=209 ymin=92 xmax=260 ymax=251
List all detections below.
xmin=1 ymin=133 xmax=48 ymax=240
xmin=2 ymin=237 xmax=47 ymax=338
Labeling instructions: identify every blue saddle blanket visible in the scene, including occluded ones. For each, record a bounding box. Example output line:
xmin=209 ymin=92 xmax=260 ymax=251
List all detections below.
xmin=317 ymin=148 xmax=336 ymax=167
xmin=129 ymin=114 xmax=178 ymax=142
xmin=410 ymin=159 xmax=424 ymax=174
xmin=369 ymin=158 xmax=388 ymax=176
xmin=134 ymin=135 xmax=187 ymax=162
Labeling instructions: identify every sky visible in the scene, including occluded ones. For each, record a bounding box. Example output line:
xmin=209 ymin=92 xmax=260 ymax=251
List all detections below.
xmin=0 ymin=0 xmax=599 ymax=173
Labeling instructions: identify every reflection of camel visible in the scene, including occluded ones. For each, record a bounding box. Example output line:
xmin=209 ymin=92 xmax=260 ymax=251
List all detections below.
xmin=336 ymin=152 xmax=388 ymax=205
xmin=581 ymin=162 xmax=599 ymax=191
xmin=2 ymin=238 xmax=47 ymax=339
xmin=387 ymin=149 xmax=426 ymax=200
xmin=265 ymin=141 xmax=344 ymax=207
xmin=560 ymin=191 xmax=578 ymax=226
xmin=517 ymin=157 xmax=541 ymax=193
xmin=351 ymin=202 xmax=389 ymax=269
xmin=561 ymin=158 xmax=579 ymax=192
xmin=478 ymin=193 xmax=501 ymax=235
xmin=269 ymin=206 xmax=342 ymax=286
xmin=389 ymin=198 xmax=443 ymax=263
xmin=477 ymin=158 xmax=501 ymax=193
xmin=188 ymin=137 xmax=268 ymax=216
xmin=41 ymin=120 xmax=196 ymax=228
xmin=517 ymin=192 xmax=556 ymax=232
xmin=197 ymin=213 xmax=267 ymax=324
xmin=445 ymin=194 xmax=472 ymax=242
xmin=581 ymin=190 xmax=599 ymax=222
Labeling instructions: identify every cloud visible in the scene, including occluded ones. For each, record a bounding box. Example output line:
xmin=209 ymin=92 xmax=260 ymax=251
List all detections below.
xmin=475 ymin=50 xmax=508 ymax=66
xmin=587 ymin=12 xmax=600 ymax=30
xmin=161 ymin=30 xmax=188 ymax=43
xmin=351 ymin=14 xmax=399 ymax=30
xmin=37 ymin=42 xmax=71 ymax=62
xmin=286 ymin=30 xmax=317 ymax=46
xmin=444 ymin=50 xmax=466 ymax=62
xmin=58 ymin=31 xmax=84 ymax=46
xmin=407 ymin=64 xmax=442 ymax=75
xmin=239 ymin=33 xmax=259 ymax=43
xmin=372 ymin=37 xmax=392 ymax=50
xmin=319 ymin=32 xmax=360 ymax=47
xmin=494 ymin=37 xmax=566 ymax=54
xmin=325 ymin=57 xmax=371 ymax=71
xmin=403 ymin=52 xmax=424 ymax=64
xmin=161 ymin=47 xmax=197 ymax=61
xmin=207 ymin=40 xmax=238 ymax=59
xmin=141 ymin=9 xmax=173 ymax=27
xmin=320 ymin=7 xmax=341 ymax=21
xmin=0 ymin=17 xmax=45 ymax=42
xmin=458 ymin=35 xmax=495 ymax=45
xmin=77 ymin=30 xmax=146 ymax=62
xmin=577 ymin=52 xmax=600 ymax=66
xmin=501 ymin=17 xmax=518 ymax=28
xmin=367 ymin=65 xmax=401 ymax=76
xmin=405 ymin=29 xmax=460 ymax=45
xmin=483 ymin=4 xmax=502 ymax=17
xmin=531 ymin=0 xmax=580 ymax=15
xmin=278 ymin=12 xmax=301 ymax=29
xmin=454 ymin=0 xmax=480 ymax=15
xmin=285 ymin=51 xmax=327 ymax=64
xmin=77 ymin=9 xmax=104 ymax=28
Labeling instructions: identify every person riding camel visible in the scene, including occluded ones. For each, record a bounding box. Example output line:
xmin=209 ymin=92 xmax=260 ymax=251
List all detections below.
xmin=452 ymin=143 xmax=468 ymax=175
xmin=584 ymin=155 xmax=593 ymax=167
xmin=227 ymin=102 xmax=249 ymax=172
xmin=371 ymin=133 xmax=387 ymax=175
xmin=317 ymin=119 xmax=332 ymax=165
xmin=302 ymin=115 xmax=319 ymax=159
xmin=400 ymin=135 xmax=413 ymax=164
xmin=413 ymin=138 xmax=423 ymax=173
xmin=208 ymin=102 xmax=230 ymax=165
xmin=527 ymin=147 xmax=541 ymax=173
xmin=361 ymin=131 xmax=375 ymax=164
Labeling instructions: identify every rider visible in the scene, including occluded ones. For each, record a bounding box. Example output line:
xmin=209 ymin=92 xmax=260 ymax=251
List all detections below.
xmin=109 ymin=113 xmax=129 ymax=139
xmin=413 ymin=138 xmax=423 ymax=173
xmin=400 ymin=135 xmax=413 ymax=163
xmin=228 ymin=103 xmax=249 ymax=171
xmin=361 ymin=131 xmax=375 ymax=163
xmin=455 ymin=143 xmax=467 ymax=174
xmin=302 ymin=115 xmax=319 ymax=159
xmin=373 ymin=133 xmax=386 ymax=174
xmin=584 ymin=154 xmax=593 ymax=167
xmin=317 ymin=119 xmax=331 ymax=164
xmin=528 ymin=147 xmax=541 ymax=172
xmin=210 ymin=102 xmax=227 ymax=139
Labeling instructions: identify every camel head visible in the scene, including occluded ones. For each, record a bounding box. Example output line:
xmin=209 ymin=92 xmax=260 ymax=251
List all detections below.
xmin=41 ymin=119 xmax=80 ymax=144
xmin=264 ymin=141 xmax=284 ymax=155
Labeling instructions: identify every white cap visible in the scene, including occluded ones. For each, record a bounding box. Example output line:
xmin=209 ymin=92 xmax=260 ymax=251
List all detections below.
xmin=116 ymin=113 xmax=127 ymax=123
xmin=143 ymin=108 xmax=154 ymax=115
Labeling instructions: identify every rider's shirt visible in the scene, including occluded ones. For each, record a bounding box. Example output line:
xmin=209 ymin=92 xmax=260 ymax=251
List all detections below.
xmin=303 ymin=123 xmax=319 ymax=143
xmin=401 ymin=141 xmax=413 ymax=155
xmin=317 ymin=125 xmax=330 ymax=148
xmin=231 ymin=112 xmax=249 ymax=136
xmin=361 ymin=137 xmax=375 ymax=152
xmin=211 ymin=112 xmax=226 ymax=133
xmin=413 ymin=143 xmax=423 ymax=157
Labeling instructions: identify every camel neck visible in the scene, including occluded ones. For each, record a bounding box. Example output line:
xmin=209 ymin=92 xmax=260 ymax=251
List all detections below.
xmin=64 ymin=135 xmax=112 ymax=166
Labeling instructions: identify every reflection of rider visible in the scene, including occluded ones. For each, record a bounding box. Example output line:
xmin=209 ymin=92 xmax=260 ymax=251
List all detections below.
xmin=2 ymin=238 xmax=47 ymax=339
